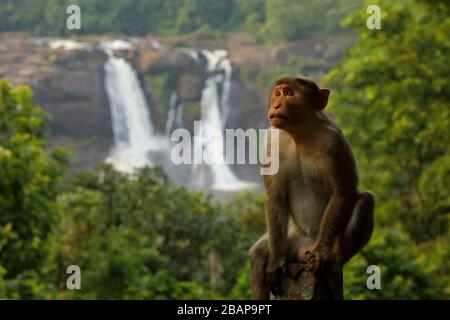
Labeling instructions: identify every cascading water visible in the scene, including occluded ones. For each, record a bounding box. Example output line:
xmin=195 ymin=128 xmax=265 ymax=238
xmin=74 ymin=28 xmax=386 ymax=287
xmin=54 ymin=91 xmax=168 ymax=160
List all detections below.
xmin=165 ymin=92 xmax=183 ymax=136
xmin=190 ymin=49 xmax=255 ymax=191
xmin=104 ymin=51 xmax=164 ymax=173
xmin=164 ymin=92 xmax=177 ymax=136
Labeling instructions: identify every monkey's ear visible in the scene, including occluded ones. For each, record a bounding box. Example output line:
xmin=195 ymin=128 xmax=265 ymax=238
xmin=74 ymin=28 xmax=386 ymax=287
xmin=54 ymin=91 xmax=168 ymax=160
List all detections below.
xmin=317 ymin=89 xmax=331 ymax=110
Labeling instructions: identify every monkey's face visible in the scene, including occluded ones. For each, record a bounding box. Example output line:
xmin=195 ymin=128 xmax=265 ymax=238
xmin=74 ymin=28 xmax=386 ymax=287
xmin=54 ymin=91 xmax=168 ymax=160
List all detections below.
xmin=268 ymin=84 xmax=308 ymax=129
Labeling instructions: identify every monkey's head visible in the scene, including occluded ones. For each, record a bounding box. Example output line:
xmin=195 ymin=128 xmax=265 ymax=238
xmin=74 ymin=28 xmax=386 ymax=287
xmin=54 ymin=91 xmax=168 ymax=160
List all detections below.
xmin=268 ymin=76 xmax=330 ymax=129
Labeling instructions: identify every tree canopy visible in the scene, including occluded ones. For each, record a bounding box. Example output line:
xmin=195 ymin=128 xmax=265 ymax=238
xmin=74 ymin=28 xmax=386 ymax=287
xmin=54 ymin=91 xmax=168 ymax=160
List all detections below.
xmin=325 ymin=0 xmax=449 ymax=298
xmin=0 ymin=0 xmax=362 ymax=42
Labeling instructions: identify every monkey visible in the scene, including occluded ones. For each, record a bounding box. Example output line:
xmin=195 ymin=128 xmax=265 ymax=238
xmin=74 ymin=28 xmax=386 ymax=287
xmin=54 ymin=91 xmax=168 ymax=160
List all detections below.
xmin=249 ymin=76 xmax=375 ymax=299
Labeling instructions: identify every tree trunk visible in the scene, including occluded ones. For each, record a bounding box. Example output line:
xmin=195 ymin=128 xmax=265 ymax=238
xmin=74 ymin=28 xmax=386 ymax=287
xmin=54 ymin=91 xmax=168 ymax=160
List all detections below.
xmin=271 ymin=262 xmax=343 ymax=300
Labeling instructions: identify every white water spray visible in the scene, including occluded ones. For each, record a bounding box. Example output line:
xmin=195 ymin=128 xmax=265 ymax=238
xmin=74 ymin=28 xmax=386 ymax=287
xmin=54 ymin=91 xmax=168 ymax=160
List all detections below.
xmin=104 ymin=52 xmax=164 ymax=172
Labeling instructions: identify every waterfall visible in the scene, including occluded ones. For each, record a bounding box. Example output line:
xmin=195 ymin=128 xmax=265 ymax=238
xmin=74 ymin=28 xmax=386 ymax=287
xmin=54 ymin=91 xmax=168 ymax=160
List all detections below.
xmin=217 ymin=53 xmax=232 ymax=128
xmin=104 ymin=52 xmax=162 ymax=173
xmin=45 ymin=38 xmax=256 ymax=191
xmin=102 ymin=44 xmax=254 ymax=191
xmin=192 ymin=49 xmax=255 ymax=191
xmin=164 ymin=92 xmax=177 ymax=136
xmin=164 ymin=92 xmax=183 ymax=136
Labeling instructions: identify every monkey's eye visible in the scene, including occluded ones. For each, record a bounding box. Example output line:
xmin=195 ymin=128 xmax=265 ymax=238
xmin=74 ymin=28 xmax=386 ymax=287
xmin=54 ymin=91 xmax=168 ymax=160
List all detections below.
xmin=274 ymin=90 xmax=281 ymax=97
xmin=285 ymin=90 xmax=294 ymax=96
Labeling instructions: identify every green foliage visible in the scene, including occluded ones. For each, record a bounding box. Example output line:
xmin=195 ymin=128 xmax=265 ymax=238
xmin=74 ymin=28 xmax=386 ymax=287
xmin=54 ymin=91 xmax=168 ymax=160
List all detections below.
xmin=324 ymin=0 xmax=449 ymax=297
xmin=145 ymin=72 xmax=178 ymax=116
xmin=0 ymin=79 xmax=70 ymax=299
xmin=228 ymin=0 xmax=265 ymax=34
xmin=183 ymin=102 xmax=201 ymax=124
xmin=228 ymin=261 xmax=252 ymax=299
xmin=254 ymin=56 xmax=331 ymax=92
xmin=47 ymin=165 xmax=248 ymax=299
xmin=344 ymin=228 xmax=447 ymax=299
xmin=0 ymin=0 xmax=361 ymax=42
xmin=175 ymin=0 xmax=234 ymax=35
xmin=325 ymin=0 xmax=450 ymax=241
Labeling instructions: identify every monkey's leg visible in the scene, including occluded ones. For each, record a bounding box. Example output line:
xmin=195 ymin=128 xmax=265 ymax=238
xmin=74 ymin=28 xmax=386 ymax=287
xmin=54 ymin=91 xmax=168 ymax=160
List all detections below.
xmin=341 ymin=191 xmax=375 ymax=263
xmin=249 ymin=234 xmax=270 ymax=299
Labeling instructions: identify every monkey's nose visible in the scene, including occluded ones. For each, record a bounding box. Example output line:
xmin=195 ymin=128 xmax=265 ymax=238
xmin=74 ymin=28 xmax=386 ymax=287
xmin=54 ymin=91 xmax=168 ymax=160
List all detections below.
xmin=274 ymin=104 xmax=281 ymax=110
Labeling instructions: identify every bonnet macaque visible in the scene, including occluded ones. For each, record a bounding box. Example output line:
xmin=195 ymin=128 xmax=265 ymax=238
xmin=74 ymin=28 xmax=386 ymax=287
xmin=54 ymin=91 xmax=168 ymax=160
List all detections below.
xmin=249 ymin=76 xmax=375 ymax=299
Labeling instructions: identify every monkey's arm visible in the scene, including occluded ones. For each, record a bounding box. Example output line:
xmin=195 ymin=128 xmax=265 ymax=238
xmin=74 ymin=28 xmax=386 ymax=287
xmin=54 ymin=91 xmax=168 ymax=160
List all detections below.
xmin=315 ymin=192 xmax=353 ymax=254
xmin=315 ymin=138 xmax=358 ymax=258
xmin=264 ymin=175 xmax=290 ymax=272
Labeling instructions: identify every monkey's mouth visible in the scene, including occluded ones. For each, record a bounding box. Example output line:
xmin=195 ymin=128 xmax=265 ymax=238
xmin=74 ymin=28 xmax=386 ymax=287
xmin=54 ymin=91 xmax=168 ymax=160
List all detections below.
xmin=270 ymin=114 xmax=287 ymax=120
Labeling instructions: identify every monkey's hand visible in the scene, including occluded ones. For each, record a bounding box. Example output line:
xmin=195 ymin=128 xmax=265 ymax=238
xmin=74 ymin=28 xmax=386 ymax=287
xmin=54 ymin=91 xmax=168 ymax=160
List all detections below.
xmin=265 ymin=262 xmax=287 ymax=297
xmin=301 ymin=244 xmax=333 ymax=274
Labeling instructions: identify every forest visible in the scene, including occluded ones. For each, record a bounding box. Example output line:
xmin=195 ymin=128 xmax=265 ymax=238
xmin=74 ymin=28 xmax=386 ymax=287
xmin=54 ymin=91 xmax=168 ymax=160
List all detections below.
xmin=0 ymin=0 xmax=362 ymax=42
xmin=0 ymin=0 xmax=449 ymax=299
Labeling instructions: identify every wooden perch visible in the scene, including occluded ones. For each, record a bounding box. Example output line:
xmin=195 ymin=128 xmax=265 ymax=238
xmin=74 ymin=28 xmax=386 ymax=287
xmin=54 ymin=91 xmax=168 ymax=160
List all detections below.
xmin=271 ymin=262 xmax=343 ymax=300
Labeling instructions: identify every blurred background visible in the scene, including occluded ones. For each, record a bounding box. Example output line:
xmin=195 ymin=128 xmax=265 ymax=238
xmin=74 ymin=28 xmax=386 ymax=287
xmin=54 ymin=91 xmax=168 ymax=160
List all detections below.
xmin=0 ymin=0 xmax=448 ymax=299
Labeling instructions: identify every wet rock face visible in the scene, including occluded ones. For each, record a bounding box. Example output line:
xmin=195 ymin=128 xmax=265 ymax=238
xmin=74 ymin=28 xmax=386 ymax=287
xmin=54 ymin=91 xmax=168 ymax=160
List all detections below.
xmin=35 ymin=50 xmax=114 ymax=171
xmin=34 ymin=50 xmax=111 ymax=139
xmin=177 ymin=73 xmax=203 ymax=101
